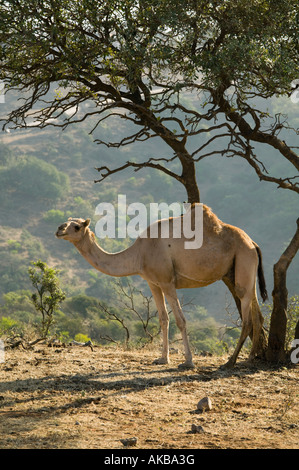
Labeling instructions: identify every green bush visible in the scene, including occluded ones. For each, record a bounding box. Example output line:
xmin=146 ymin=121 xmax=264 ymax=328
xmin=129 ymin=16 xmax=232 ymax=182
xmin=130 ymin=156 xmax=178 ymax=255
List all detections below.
xmin=28 ymin=260 xmax=66 ymax=338
xmin=7 ymin=240 xmax=22 ymax=253
xmin=43 ymin=209 xmax=66 ymax=224
xmin=0 ymin=316 xmax=21 ymax=336
xmin=74 ymin=333 xmax=91 ymax=343
xmin=53 ymin=310 xmax=84 ymax=339
xmin=0 ymin=155 xmax=69 ymax=202
xmin=64 ymin=294 xmax=100 ymax=318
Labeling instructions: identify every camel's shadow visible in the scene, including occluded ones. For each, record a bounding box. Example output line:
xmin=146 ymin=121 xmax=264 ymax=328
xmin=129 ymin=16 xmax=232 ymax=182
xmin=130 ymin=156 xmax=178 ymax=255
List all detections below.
xmin=1 ymin=357 xmax=281 ymax=415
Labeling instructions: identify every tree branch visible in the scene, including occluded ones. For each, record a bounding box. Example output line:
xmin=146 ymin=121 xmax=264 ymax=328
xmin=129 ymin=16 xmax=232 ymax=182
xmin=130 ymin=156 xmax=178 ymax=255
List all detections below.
xmin=95 ymin=158 xmax=183 ymax=184
xmin=213 ymin=90 xmax=299 ymax=173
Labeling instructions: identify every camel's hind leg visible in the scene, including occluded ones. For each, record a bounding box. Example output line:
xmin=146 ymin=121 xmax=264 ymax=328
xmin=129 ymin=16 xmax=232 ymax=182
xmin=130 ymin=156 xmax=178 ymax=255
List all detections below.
xmin=225 ymin=294 xmax=253 ymax=368
xmin=248 ymin=294 xmax=266 ymax=359
xmin=148 ymin=282 xmax=170 ymax=365
xmin=225 ymin=250 xmax=263 ymax=368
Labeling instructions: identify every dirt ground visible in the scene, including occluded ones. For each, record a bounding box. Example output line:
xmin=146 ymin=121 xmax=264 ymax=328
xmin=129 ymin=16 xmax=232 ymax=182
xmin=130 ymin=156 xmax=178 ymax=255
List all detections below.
xmin=0 ymin=343 xmax=298 ymax=451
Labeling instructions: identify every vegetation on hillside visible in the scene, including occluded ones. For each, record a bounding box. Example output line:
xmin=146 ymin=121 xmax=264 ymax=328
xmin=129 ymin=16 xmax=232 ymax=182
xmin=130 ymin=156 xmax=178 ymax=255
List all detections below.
xmin=0 ymin=0 xmax=298 ymax=358
xmin=0 ymin=96 xmax=298 ymax=354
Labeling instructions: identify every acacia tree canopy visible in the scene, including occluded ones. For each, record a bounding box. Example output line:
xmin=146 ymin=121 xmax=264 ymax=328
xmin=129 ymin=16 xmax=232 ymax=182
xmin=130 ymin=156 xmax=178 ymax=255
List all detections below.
xmin=0 ymin=0 xmax=298 ymax=202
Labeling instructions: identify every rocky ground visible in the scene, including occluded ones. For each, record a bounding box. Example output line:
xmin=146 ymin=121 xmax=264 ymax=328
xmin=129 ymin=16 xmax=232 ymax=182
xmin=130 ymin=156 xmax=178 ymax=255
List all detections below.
xmin=0 ymin=343 xmax=298 ymax=451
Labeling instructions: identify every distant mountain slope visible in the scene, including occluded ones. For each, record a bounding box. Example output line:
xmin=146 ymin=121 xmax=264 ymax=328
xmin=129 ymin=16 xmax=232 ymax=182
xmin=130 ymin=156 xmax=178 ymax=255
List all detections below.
xmin=0 ymin=94 xmax=298 ymax=320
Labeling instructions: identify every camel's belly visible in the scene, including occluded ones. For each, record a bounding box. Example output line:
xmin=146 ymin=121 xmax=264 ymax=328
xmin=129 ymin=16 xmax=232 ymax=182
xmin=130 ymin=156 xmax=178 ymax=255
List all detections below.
xmin=174 ymin=271 xmax=220 ymax=289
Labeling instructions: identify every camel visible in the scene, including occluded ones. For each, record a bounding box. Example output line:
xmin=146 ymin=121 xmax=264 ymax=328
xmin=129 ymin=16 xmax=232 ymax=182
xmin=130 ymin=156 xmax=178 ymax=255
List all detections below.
xmin=56 ymin=204 xmax=268 ymax=368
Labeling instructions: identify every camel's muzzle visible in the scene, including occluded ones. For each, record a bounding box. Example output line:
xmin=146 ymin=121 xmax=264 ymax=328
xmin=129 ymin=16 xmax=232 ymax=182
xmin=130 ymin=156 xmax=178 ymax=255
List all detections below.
xmin=56 ymin=224 xmax=67 ymax=238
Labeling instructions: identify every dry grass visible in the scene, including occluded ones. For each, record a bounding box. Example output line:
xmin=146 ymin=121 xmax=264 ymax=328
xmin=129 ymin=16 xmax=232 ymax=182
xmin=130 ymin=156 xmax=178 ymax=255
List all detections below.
xmin=0 ymin=343 xmax=298 ymax=449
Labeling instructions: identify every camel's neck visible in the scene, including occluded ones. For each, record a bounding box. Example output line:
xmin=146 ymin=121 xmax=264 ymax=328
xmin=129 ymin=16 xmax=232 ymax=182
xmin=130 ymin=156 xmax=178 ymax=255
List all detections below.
xmin=73 ymin=230 xmax=141 ymax=277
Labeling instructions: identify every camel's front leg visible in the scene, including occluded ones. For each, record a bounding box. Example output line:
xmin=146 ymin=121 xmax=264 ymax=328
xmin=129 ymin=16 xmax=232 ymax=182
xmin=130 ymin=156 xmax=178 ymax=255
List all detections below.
xmin=148 ymin=282 xmax=170 ymax=365
xmin=164 ymin=286 xmax=195 ymax=369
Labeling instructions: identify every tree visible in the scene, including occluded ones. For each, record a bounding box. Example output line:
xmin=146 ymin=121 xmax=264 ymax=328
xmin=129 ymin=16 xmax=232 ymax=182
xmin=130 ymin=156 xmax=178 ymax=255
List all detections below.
xmin=98 ymin=280 xmax=159 ymax=346
xmin=1 ymin=0 xmax=298 ymax=360
xmin=28 ymin=260 xmax=66 ymax=338
xmin=1 ymin=1 xmax=298 ymax=198
xmin=266 ymin=219 xmax=299 ymax=362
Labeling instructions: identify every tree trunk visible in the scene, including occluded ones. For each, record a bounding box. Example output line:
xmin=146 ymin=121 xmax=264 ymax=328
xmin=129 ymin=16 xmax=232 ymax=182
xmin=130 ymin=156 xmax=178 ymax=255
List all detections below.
xmin=184 ymin=169 xmax=200 ymax=204
xmin=266 ymin=218 xmax=299 ymax=362
xmin=139 ymin=110 xmax=201 ymax=204
xmin=267 ymin=263 xmax=288 ymax=362
xmin=180 ymin=153 xmax=200 ymax=203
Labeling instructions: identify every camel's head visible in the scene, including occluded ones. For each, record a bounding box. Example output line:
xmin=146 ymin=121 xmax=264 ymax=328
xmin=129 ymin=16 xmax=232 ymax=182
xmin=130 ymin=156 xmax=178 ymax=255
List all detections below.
xmin=56 ymin=218 xmax=91 ymax=242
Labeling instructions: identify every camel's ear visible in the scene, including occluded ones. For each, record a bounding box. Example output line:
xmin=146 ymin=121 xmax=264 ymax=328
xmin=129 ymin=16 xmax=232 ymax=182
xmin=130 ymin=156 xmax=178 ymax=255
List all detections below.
xmin=83 ymin=218 xmax=91 ymax=227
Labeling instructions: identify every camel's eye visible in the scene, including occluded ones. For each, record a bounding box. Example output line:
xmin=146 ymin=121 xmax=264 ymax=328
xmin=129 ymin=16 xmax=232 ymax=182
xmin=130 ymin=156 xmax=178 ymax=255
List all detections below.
xmin=74 ymin=225 xmax=80 ymax=231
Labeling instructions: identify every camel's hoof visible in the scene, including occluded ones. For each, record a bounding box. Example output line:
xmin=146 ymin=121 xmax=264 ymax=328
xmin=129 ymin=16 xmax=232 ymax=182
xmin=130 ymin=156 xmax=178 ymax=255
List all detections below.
xmin=153 ymin=357 xmax=169 ymax=365
xmin=178 ymin=361 xmax=195 ymax=370
xmin=248 ymin=352 xmax=257 ymax=361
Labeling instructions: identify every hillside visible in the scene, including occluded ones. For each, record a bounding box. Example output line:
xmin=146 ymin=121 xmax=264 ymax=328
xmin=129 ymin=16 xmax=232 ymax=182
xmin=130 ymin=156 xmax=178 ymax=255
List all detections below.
xmin=0 ymin=91 xmax=298 ymax=347
xmin=0 ymin=343 xmax=298 ymax=449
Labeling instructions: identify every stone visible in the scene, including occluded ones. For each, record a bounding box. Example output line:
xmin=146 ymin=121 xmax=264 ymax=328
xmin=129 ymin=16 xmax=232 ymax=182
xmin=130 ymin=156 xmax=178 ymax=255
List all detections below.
xmin=120 ymin=437 xmax=138 ymax=447
xmin=197 ymin=396 xmax=212 ymax=412
xmin=191 ymin=424 xmax=205 ymax=433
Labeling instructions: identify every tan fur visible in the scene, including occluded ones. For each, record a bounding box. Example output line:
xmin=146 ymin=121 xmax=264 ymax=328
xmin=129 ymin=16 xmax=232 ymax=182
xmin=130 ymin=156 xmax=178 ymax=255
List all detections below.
xmin=56 ymin=205 xmax=266 ymax=368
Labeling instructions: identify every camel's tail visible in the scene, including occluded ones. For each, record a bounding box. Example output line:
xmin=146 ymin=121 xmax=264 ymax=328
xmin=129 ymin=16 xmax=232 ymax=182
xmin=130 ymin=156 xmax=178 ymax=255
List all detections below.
xmin=254 ymin=243 xmax=268 ymax=302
